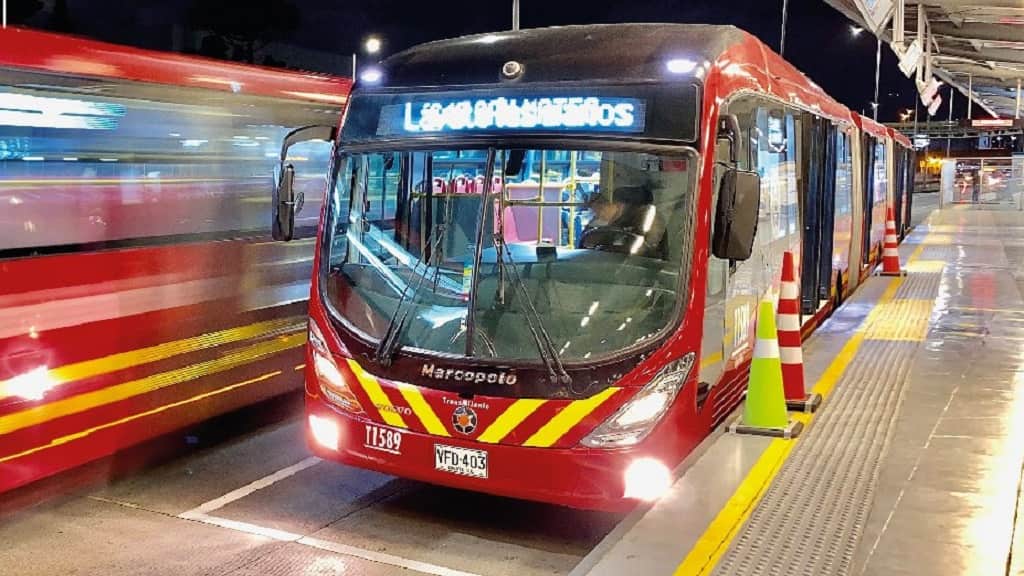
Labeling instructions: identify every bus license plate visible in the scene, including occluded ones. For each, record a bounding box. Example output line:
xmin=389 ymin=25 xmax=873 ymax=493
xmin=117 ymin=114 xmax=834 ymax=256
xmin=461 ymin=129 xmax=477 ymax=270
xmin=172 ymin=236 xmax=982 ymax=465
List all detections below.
xmin=434 ymin=444 xmax=488 ymax=479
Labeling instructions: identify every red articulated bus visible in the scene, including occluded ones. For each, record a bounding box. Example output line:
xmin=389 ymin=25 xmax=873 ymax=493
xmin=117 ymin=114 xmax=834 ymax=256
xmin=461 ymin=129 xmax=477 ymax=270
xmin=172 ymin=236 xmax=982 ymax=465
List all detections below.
xmin=272 ymin=24 xmax=913 ymax=511
xmin=0 ymin=27 xmax=349 ymax=493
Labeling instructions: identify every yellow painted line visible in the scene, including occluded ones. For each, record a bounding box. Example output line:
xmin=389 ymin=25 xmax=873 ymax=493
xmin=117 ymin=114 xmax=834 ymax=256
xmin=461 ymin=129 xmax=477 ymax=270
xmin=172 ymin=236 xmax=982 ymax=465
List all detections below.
xmin=523 ymin=388 xmax=619 ymax=448
xmin=700 ymin=351 xmax=724 ymax=371
xmin=675 ymin=231 xmax=937 ymax=575
xmin=396 ymin=382 xmax=449 ymax=437
xmin=673 ymin=439 xmax=797 ymax=576
xmin=0 ymin=371 xmax=282 ymax=465
xmin=477 ymin=398 xmax=546 ymax=444
xmin=345 ymin=359 xmax=407 ymax=429
xmin=294 ymin=364 xmax=306 ymax=371
xmin=0 ymin=317 xmax=304 ymax=402
xmin=905 ymin=260 xmax=946 ymax=273
xmin=0 ymin=333 xmax=305 ymax=436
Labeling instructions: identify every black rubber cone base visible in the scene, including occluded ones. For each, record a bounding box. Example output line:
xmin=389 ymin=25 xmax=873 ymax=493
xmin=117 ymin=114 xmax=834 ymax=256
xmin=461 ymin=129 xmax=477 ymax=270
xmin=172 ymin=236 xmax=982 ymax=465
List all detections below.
xmin=729 ymin=419 xmax=803 ymax=439
xmin=877 ymin=268 xmax=907 ymax=277
xmin=786 ymin=393 xmax=822 ymax=414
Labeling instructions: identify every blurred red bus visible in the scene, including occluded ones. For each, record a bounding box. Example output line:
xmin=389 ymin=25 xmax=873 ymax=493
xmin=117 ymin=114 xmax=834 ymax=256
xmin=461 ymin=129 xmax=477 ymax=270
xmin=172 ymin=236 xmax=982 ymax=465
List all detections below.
xmin=0 ymin=27 xmax=349 ymax=493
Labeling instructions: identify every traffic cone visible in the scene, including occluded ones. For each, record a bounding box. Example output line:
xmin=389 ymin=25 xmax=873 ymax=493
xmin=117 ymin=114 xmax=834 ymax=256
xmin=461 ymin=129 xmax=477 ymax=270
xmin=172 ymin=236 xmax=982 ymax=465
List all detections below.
xmin=730 ymin=299 xmax=803 ymax=439
xmin=878 ymin=205 xmax=905 ymax=276
xmin=778 ymin=251 xmax=822 ymax=413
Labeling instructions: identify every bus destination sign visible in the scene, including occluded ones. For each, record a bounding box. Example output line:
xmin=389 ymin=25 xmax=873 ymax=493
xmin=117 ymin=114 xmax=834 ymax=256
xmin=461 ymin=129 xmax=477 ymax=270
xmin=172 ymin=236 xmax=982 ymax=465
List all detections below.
xmin=377 ymin=96 xmax=647 ymax=136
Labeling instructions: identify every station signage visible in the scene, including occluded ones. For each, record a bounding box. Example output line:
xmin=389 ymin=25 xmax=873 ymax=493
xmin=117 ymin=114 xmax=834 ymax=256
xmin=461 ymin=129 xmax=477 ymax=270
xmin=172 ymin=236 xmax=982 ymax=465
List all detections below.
xmin=971 ymin=118 xmax=1015 ymax=128
xmin=377 ymin=96 xmax=647 ymax=136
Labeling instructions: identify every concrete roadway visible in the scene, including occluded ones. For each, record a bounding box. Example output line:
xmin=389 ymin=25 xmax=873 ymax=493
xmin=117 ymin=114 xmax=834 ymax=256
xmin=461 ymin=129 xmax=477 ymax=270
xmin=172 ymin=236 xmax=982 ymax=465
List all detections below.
xmin=0 ymin=193 xmax=940 ymax=576
xmin=0 ymin=392 xmax=623 ymax=576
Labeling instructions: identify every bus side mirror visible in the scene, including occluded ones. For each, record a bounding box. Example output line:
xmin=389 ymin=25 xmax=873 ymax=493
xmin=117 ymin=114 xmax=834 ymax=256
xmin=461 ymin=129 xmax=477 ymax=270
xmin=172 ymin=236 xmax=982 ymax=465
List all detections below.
xmin=271 ymin=124 xmax=338 ymax=242
xmin=273 ymin=164 xmax=298 ymax=241
xmin=712 ymin=168 xmax=761 ymax=260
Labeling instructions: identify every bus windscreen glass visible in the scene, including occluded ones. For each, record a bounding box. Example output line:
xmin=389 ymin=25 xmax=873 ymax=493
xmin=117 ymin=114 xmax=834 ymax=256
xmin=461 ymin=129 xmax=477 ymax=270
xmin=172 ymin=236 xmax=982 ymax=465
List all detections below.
xmin=321 ymin=146 xmax=695 ymax=367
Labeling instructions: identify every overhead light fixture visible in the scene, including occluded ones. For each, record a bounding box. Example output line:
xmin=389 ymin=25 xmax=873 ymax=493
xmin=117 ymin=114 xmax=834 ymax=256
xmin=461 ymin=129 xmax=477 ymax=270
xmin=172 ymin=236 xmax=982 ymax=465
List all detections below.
xmin=665 ymin=58 xmax=697 ymax=75
xmin=360 ymin=67 xmax=383 ymax=84
xmin=850 ymin=25 xmax=864 ymax=37
xmin=364 ymin=36 xmax=382 ymax=55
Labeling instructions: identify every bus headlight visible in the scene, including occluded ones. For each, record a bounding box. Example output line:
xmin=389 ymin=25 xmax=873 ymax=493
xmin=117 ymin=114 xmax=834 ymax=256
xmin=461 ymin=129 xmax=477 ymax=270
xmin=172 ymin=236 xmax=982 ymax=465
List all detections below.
xmin=309 ymin=322 xmax=363 ymax=414
xmin=308 ymin=414 xmax=340 ymax=451
xmin=624 ymin=457 xmax=672 ymax=501
xmin=580 ymin=353 xmax=694 ymax=448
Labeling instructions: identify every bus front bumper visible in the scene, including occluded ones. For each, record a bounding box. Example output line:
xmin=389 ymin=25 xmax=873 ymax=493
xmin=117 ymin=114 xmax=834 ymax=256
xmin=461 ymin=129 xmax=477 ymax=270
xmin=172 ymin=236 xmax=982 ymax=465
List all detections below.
xmin=304 ymin=395 xmax=668 ymax=512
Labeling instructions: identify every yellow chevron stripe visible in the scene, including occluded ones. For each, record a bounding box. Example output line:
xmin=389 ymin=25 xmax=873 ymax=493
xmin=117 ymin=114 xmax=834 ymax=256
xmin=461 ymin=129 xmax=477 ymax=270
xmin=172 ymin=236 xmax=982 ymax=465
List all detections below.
xmin=345 ymin=359 xmax=407 ymax=429
xmin=0 ymin=371 xmax=282 ymax=465
xmin=523 ymin=387 xmax=620 ymax=448
xmin=477 ymin=398 xmax=546 ymax=444
xmin=0 ymin=317 xmax=304 ymax=402
xmin=396 ymin=383 xmax=449 ymax=437
xmin=0 ymin=332 xmax=305 ymax=436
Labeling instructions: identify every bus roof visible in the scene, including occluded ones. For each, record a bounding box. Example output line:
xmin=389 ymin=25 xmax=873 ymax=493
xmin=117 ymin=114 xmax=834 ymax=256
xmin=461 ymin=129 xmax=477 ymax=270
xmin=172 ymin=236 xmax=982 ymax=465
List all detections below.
xmin=373 ymin=23 xmax=852 ymax=125
xmin=890 ymin=128 xmax=913 ymax=148
xmin=0 ymin=27 xmax=350 ymax=105
xmin=854 ymin=114 xmax=891 ymax=140
xmin=379 ymin=24 xmax=746 ymax=87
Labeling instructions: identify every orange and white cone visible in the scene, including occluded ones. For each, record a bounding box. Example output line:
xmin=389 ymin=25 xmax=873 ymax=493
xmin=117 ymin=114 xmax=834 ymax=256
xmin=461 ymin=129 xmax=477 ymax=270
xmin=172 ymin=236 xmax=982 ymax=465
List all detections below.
xmin=778 ymin=251 xmax=821 ymax=413
xmin=879 ymin=206 xmax=905 ymax=276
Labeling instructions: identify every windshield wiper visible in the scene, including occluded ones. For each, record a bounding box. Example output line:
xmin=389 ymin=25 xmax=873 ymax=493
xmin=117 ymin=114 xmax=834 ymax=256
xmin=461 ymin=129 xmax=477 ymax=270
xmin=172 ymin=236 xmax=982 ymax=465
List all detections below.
xmin=375 ymin=223 xmax=446 ymax=367
xmin=497 ymin=242 xmax=571 ymax=386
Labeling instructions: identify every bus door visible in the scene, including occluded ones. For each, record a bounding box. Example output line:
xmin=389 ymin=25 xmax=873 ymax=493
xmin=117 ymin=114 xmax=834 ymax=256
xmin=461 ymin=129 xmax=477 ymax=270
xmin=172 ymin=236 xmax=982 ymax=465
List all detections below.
xmin=861 ymin=133 xmax=876 ymax=267
xmin=799 ymin=115 xmax=837 ymax=315
xmin=892 ymin=147 xmax=905 ymax=236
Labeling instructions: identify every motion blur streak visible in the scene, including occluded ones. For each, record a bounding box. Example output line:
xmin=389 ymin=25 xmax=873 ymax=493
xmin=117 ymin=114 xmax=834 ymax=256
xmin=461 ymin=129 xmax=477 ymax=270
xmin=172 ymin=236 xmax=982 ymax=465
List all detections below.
xmin=0 ymin=26 xmax=349 ymax=493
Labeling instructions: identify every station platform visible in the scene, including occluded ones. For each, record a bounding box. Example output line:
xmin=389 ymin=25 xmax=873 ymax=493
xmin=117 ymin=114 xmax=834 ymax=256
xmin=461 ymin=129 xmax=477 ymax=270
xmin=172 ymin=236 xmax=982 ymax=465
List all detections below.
xmin=6 ymin=193 xmax=1024 ymax=576
xmin=580 ymin=201 xmax=1024 ymax=576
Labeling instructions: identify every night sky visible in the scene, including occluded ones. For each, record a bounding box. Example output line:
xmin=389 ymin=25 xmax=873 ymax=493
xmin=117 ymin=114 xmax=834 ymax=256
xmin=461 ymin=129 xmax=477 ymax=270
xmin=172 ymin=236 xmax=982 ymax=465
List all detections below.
xmin=11 ymin=0 xmax=938 ymax=122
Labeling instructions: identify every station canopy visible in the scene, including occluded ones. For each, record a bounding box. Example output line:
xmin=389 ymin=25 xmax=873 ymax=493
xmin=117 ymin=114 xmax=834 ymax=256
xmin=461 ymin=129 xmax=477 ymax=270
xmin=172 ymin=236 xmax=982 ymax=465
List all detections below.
xmin=825 ymin=0 xmax=1024 ymax=119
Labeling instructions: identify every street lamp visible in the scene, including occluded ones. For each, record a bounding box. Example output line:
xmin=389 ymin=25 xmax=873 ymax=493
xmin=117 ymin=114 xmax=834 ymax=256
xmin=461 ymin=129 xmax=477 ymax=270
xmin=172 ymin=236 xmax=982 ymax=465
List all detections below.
xmin=364 ymin=36 xmax=382 ymax=55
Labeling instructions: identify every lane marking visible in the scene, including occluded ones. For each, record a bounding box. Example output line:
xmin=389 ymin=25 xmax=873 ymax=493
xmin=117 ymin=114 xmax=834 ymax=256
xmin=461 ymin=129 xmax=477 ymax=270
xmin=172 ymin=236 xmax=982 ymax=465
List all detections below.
xmin=180 ymin=456 xmax=320 ymax=518
xmin=0 ymin=370 xmax=282 ymax=464
xmin=0 ymin=333 xmax=305 ymax=437
xmin=0 ymin=317 xmax=303 ymax=402
xmin=299 ymin=536 xmax=484 ymax=576
xmin=675 ymin=236 xmax=931 ymax=575
xmin=176 ymin=458 xmax=485 ymax=576
xmin=523 ymin=387 xmax=619 ymax=448
xmin=477 ymin=398 xmax=546 ymax=444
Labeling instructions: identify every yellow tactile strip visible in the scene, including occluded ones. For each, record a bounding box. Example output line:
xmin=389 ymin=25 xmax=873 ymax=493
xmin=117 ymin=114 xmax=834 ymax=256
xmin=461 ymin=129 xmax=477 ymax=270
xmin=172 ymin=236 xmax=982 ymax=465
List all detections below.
xmin=862 ymin=299 xmax=933 ymax=342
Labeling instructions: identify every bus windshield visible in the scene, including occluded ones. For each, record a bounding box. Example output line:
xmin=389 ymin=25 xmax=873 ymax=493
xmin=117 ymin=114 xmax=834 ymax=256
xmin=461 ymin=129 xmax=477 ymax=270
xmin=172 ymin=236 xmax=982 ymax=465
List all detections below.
xmin=322 ymin=146 xmax=695 ymax=366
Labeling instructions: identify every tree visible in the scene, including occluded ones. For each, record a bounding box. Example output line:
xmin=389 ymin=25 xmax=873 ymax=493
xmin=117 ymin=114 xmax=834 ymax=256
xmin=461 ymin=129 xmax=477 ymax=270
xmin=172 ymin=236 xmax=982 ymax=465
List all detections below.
xmin=187 ymin=0 xmax=299 ymax=64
